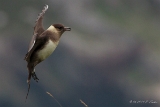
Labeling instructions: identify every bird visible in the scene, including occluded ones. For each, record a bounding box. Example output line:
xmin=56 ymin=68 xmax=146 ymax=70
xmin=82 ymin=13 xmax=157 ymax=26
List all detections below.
xmin=24 ymin=5 xmax=71 ymax=101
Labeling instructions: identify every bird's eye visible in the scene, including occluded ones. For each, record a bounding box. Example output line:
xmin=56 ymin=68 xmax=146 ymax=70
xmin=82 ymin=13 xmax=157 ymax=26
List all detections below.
xmin=57 ymin=27 xmax=62 ymax=30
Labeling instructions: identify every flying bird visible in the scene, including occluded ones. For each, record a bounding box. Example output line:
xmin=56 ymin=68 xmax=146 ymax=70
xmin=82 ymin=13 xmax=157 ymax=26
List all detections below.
xmin=24 ymin=5 xmax=71 ymax=100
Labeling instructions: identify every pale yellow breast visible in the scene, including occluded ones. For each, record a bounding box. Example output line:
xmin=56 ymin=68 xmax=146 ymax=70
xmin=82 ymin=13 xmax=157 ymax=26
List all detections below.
xmin=38 ymin=40 xmax=59 ymax=61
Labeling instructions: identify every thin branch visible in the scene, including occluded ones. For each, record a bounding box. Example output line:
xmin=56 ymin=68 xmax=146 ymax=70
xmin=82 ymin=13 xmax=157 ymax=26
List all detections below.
xmin=80 ymin=99 xmax=88 ymax=107
xmin=46 ymin=91 xmax=63 ymax=107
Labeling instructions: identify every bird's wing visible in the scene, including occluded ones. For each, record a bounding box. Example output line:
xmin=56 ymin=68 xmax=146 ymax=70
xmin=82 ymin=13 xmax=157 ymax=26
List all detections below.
xmin=24 ymin=35 xmax=45 ymax=62
xmin=24 ymin=34 xmax=38 ymax=61
xmin=25 ymin=5 xmax=48 ymax=61
xmin=28 ymin=5 xmax=48 ymax=52
xmin=28 ymin=33 xmax=37 ymax=53
xmin=33 ymin=4 xmax=48 ymax=35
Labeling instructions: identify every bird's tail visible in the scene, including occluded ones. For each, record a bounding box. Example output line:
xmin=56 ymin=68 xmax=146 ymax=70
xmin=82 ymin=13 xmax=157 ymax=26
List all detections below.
xmin=26 ymin=64 xmax=39 ymax=102
xmin=25 ymin=64 xmax=34 ymax=102
xmin=27 ymin=64 xmax=39 ymax=83
xmin=27 ymin=64 xmax=34 ymax=83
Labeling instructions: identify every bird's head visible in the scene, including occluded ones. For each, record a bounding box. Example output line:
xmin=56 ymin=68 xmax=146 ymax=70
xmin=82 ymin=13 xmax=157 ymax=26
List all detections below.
xmin=51 ymin=24 xmax=71 ymax=35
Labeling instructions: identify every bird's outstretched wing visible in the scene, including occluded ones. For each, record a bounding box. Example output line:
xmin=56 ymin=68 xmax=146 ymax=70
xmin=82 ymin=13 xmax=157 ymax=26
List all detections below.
xmin=25 ymin=5 xmax=48 ymax=61
xmin=34 ymin=4 xmax=48 ymax=35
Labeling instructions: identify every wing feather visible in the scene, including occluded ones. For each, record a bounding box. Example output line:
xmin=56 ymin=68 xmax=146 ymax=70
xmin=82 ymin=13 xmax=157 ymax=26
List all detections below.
xmin=34 ymin=4 xmax=48 ymax=34
xmin=25 ymin=5 xmax=48 ymax=61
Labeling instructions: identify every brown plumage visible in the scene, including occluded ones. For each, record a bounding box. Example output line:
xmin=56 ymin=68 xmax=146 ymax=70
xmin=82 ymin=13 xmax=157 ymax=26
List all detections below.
xmin=24 ymin=5 xmax=71 ymax=101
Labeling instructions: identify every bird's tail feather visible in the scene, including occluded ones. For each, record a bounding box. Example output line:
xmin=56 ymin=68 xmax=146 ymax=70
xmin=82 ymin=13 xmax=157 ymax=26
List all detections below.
xmin=25 ymin=65 xmax=34 ymax=102
xmin=27 ymin=65 xmax=34 ymax=83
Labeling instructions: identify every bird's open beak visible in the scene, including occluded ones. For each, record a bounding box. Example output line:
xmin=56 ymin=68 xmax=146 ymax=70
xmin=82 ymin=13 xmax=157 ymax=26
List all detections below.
xmin=64 ymin=27 xmax=71 ymax=31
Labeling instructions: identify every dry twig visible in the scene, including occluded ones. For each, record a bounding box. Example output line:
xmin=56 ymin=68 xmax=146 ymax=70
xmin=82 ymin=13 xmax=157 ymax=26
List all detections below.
xmin=80 ymin=99 xmax=88 ymax=107
xmin=46 ymin=91 xmax=63 ymax=107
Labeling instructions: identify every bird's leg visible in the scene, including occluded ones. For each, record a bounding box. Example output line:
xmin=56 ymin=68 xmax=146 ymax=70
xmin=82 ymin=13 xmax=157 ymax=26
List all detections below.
xmin=31 ymin=69 xmax=39 ymax=82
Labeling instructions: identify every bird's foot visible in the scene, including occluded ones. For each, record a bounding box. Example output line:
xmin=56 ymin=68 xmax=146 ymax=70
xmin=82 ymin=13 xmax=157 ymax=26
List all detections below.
xmin=31 ymin=72 xmax=39 ymax=82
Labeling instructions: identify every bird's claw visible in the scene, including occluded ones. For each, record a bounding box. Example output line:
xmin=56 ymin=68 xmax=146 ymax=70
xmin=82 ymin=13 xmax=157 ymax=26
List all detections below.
xmin=31 ymin=72 xmax=39 ymax=82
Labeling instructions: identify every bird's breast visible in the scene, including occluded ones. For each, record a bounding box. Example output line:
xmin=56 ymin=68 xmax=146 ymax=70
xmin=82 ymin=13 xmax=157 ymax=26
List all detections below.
xmin=37 ymin=40 xmax=59 ymax=61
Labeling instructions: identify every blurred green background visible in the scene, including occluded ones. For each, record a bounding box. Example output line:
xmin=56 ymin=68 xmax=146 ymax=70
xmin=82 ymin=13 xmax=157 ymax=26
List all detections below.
xmin=0 ymin=0 xmax=160 ymax=107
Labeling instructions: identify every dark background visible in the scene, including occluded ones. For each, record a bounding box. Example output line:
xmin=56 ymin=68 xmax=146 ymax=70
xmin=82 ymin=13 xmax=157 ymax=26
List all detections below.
xmin=0 ymin=0 xmax=160 ymax=107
